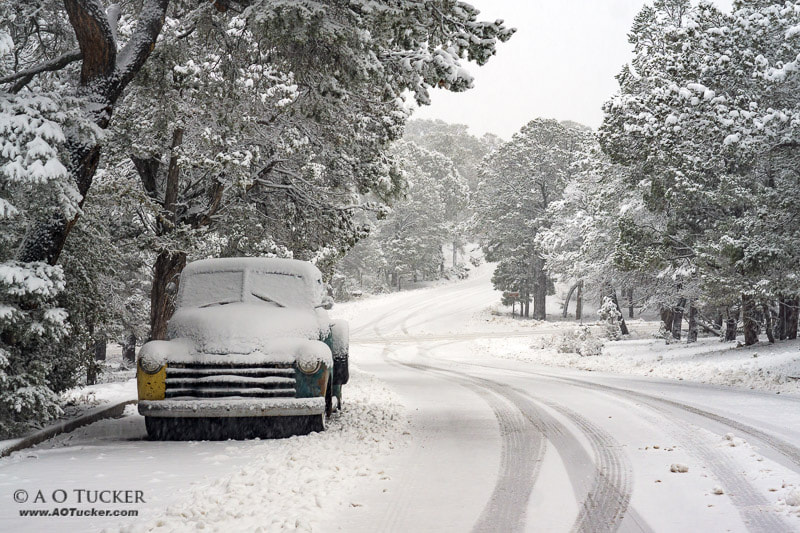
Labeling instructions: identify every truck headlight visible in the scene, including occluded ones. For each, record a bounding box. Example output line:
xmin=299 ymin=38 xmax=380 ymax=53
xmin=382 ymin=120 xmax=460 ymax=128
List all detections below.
xmin=139 ymin=356 xmax=164 ymax=374
xmin=297 ymin=358 xmax=321 ymax=375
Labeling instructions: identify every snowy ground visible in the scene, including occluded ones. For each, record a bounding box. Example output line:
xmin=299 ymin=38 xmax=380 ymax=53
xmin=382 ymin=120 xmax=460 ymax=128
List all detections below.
xmin=0 ymin=369 xmax=406 ymax=533
xmin=483 ymin=332 xmax=800 ymax=395
xmin=464 ymin=310 xmax=800 ymax=396
xmin=0 ymin=347 xmax=137 ymax=455
xmin=3 ymin=260 xmax=800 ymax=532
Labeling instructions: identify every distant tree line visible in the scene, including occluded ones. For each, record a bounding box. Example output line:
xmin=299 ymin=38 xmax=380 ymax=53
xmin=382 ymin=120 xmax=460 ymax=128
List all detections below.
xmin=335 ymin=120 xmax=500 ymax=296
xmin=474 ymin=0 xmax=800 ymax=347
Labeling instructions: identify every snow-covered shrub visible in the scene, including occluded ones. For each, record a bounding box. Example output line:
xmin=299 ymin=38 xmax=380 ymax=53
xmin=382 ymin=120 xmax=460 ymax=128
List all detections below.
xmin=0 ymin=262 xmax=70 ymax=437
xmin=444 ymin=264 xmax=470 ymax=280
xmin=598 ymin=296 xmax=624 ymax=340
xmin=556 ymin=326 xmax=604 ymax=356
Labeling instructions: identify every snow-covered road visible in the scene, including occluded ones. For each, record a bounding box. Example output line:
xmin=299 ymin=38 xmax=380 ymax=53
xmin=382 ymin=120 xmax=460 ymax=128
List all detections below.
xmin=330 ymin=264 xmax=800 ymax=532
xmin=2 ymin=262 xmax=800 ymax=532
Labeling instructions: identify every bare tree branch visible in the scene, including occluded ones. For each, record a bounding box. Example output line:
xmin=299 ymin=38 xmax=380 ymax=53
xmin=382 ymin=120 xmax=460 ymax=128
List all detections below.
xmin=112 ymin=0 xmax=170 ymax=101
xmin=0 ymin=50 xmax=82 ymax=93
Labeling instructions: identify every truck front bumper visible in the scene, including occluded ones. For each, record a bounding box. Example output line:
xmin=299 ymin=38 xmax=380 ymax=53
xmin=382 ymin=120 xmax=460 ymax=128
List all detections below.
xmin=138 ymin=397 xmax=325 ymax=418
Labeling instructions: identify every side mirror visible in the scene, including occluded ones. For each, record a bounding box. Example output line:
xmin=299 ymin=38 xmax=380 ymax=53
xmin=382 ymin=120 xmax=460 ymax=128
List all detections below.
xmin=318 ymin=295 xmax=334 ymax=310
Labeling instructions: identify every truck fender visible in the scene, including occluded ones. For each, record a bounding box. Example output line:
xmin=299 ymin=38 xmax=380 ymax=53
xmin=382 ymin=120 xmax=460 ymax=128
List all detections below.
xmin=330 ymin=319 xmax=349 ymax=385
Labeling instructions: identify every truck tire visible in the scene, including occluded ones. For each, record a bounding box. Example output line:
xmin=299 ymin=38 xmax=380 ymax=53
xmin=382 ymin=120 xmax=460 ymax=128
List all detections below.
xmin=330 ymin=320 xmax=349 ymax=385
xmin=325 ymin=376 xmax=333 ymax=417
xmin=333 ymin=353 xmax=349 ymax=385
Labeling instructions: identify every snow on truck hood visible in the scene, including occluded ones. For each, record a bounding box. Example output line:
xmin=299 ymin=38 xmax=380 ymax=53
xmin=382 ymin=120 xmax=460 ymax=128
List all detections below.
xmin=146 ymin=303 xmax=333 ymax=367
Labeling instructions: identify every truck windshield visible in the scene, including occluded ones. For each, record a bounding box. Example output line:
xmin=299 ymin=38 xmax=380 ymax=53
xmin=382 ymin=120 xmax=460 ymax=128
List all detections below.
xmin=179 ymin=271 xmax=244 ymax=308
xmin=248 ymin=272 xmax=317 ymax=309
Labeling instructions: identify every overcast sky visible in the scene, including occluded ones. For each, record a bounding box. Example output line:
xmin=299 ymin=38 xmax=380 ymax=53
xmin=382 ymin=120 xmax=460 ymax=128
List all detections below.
xmin=412 ymin=0 xmax=734 ymax=139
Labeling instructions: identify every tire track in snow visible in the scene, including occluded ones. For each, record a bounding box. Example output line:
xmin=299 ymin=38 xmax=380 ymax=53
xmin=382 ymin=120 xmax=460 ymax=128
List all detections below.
xmin=477 ymin=381 xmax=639 ymax=533
xmin=366 ymin=289 xmax=640 ymax=532
xmin=401 ymin=346 xmax=644 ymax=533
xmin=524 ymin=374 xmax=794 ymax=532
xmin=397 ymin=284 xmax=497 ymax=337
xmin=394 ymin=355 xmax=545 ymax=533
xmin=363 ymin=280 xmax=638 ymax=532
xmin=538 ymin=401 xmax=642 ymax=533
xmin=450 ymin=360 xmax=800 ymax=474
xmin=354 ymin=283 xmax=485 ymax=339
xmin=547 ymin=375 xmax=800 ymax=473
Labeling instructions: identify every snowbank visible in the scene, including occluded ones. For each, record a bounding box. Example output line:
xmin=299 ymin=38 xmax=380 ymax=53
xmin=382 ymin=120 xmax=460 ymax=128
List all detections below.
xmin=478 ymin=323 xmax=800 ymax=395
xmin=61 ymin=378 xmax=137 ymax=407
xmin=117 ymin=367 xmax=408 ymax=533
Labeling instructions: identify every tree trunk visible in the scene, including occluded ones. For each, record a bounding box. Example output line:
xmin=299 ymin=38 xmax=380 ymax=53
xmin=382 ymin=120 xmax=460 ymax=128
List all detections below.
xmin=562 ymin=281 xmax=580 ymax=318
xmin=762 ymin=303 xmax=775 ymax=344
xmin=150 ymin=250 xmax=187 ymax=341
xmin=778 ymin=298 xmax=788 ymax=341
xmin=575 ymin=280 xmax=583 ymax=321
xmin=661 ymin=308 xmax=674 ymax=335
xmin=453 ymin=241 xmax=458 ymax=268
xmin=610 ymin=287 xmax=629 ymax=335
xmin=687 ymin=305 xmax=698 ymax=343
xmin=523 ymin=293 xmax=530 ymax=318
xmin=724 ymin=307 xmax=738 ymax=341
xmin=94 ymin=331 xmax=107 ymax=361
xmin=16 ymin=1 xmax=170 ymax=266
xmin=671 ymin=298 xmax=686 ymax=340
xmin=742 ymin=294 xmax=759 ymax=346
xmin=123 ymin=332 xmax=137 ymax=365
xmin=533 ymin=265 xmax=547 ymax=320
xmin=627 ymin=287 xmax=634 ymax=318
xmin=787 ymin=298 xmax=799 ymax=340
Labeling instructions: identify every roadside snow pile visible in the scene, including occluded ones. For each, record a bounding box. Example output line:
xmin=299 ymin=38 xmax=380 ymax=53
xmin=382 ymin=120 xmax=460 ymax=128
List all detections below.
xmin=473 ymin=317 xmax=800 ymax=395
xmin=61 ymin=378 xmax=136 ymax=408
xmin=118 ymin=367 xmax=408 ymax=533
xmin=555 ymin=326 xmax=604 ymax=356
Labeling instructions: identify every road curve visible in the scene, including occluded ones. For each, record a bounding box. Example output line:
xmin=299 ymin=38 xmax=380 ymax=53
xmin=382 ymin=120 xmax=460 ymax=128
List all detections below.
xmin=330 ymin=263 xmax=800 ymax=533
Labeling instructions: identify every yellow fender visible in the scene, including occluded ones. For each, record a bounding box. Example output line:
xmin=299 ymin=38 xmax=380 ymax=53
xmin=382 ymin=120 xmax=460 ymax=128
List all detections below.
xmin=137 ymin=364 xmax=166 ymax=401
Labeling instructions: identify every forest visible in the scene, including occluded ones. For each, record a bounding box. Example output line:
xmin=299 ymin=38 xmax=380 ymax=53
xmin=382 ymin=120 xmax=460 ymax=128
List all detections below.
xmin=2 ymin=0 xmax=800 ymax=438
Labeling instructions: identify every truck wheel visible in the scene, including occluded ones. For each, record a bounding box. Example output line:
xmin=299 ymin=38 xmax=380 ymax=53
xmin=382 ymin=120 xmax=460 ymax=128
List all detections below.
xmin=333 ymin=353 xmax=349 ymax=385
xmin=325 ymin=376 xmax=333 ymax=417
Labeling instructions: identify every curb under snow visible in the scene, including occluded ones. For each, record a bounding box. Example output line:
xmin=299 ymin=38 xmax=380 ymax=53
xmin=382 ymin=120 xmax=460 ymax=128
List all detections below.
xmin=0 ymin=399 xmax=137 ymax=458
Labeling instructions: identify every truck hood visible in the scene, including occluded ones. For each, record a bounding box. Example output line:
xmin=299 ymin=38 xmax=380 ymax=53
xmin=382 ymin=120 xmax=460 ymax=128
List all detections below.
xmin=167 ymin=303 xmax=328 ymax=355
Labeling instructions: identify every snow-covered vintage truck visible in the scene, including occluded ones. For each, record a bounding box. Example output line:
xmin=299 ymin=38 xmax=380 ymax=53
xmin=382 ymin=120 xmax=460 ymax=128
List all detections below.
xmin=136 ymin=257 xmax=349 ymax=439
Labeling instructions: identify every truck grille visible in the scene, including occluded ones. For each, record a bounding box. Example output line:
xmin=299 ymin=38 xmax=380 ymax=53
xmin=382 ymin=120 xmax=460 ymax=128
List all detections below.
xmin=165 ymin=363 xmax=296 ymax=399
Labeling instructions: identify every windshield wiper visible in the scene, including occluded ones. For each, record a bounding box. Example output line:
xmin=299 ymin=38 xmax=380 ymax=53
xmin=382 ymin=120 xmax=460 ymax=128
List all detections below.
xmin=251 ymin=292 xmax=285 ymax=307
xmin=199 ymin=300 xmax=236 ymax=308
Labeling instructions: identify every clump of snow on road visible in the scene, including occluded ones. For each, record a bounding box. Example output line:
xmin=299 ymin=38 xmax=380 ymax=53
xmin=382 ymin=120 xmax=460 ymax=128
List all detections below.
xmin=117 ymin=367 xmax=408 ymax=533
xmin=786 ymin=489 xmax=800 ymax=507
